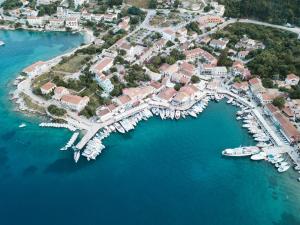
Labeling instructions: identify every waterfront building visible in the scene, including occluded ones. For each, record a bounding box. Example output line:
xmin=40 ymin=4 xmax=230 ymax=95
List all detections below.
xmin=264 ymin=104 xmax=300 ymax=143
xmin=231 ymin=82 xmax=249 ymax=94
xmin=123 ymin=86 xmax=155 ymax=102
xmin=114 ymin=95 xmax=132 ymax=110
xmin=155 ymin=87 xmax=177 ymax=103
xmin=22 ymin=61 xmax=48 ymax=78
xmin=27 ymin=16 xmax=44 ymax=27
xmin=61 ymin=94 xmax=89 ymax=112
xmin=65 ymin=18 xmax=79 ymax=30
xmin=40 ymin=82 xmax=56 ymax=95
xmin=48 ymin=18 xmax=65 ymax=29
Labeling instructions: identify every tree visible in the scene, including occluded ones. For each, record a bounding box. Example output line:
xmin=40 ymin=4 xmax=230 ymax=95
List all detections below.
xmin=174 ymin=83 xmax=182 ymax=91
xmin=148 ymin=0 xmax=157 ymax=9
xmin=272 ymin=96 xmax=285 ymax=109
xmin=262 ymin=78 xmax=274 ymax=88
xmin=217 ymin=49 xmax=233 ymax=67
xmin=191 ymin=75 xmax=200 ymax=83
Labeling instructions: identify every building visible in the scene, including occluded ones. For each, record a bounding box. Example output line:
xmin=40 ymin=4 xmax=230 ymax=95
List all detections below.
xmin=231 ymin=82 xmax=249 ymax=94
xmin=27 ymin=16 xmax=44 ymax=27
xmin=264 ymin=104 xmax=300 ymax=143
xmin=22 ymin=61 xmax=48 ymax=78
xmin=212 ymin=66 xmax=227 ymax=77
xmin=114 ymin=95 xmax=132 ymax=109
xmin=40 ymin=82 xmax=56 ymax=94
xmin=95 ymin=74 xmax=114 ymax=93
xmin=122 ymin=86 xmax=155 ymax=101
xmin=61 ymin=94 xmax=89 ymax=112
xmin=48 ymin=18 xmax=65 ymax=28
xmin=155 ymin=88 xmax=177 ymax=103
xmin=53 ymin=86 xmax=69 ymax=100
xmin=209 ymin=38 xmax=229 ymax=50
xmin=285 ymin=73 xmax=299 ymax=86
xmin=184 ymin=48 xmax=217 ymax=65
xmin=65 ymin=18 xmax=79 ymax=30
xmin=91 ymin=57 xmax=114 ymax=74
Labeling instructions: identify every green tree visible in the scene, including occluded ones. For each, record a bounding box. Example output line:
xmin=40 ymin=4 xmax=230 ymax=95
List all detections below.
xmin=272 ymin=96 xmax=285 ymax=109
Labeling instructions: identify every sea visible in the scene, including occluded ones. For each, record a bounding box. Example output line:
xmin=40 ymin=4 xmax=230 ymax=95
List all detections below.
xmin=0 ymin=30 xmax=300 ymax=225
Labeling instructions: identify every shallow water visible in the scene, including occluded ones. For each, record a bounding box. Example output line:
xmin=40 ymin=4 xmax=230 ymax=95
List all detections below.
xmin=0 ymin=30 xmax=300 ymax=225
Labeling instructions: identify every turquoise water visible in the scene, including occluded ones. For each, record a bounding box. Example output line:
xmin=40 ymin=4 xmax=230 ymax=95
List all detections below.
xmin=0 ymin=30 xmax=300 ymax=225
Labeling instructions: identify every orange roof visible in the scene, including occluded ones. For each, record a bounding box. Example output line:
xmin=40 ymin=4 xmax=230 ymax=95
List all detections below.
xmin=23 ymin=61 xmax=46 ymax=73
xmin=61 ymin=94 xmax=88 ymax=105
xmin=117 ymin=95 xmax=131 ymax=105
xmin=158 ymin=88 xmax=176 ymax=101
xmin=274 ymin=112 xmax=300 ymax=142
xmin=41 ymin=82 xmax=56 ymax=91
xmin=94 ymin=57 xmax=113 ymax=72
xmin=286 ymin=73 xmax=299 ymax=80
xmin=180 ymin=85 xmax=199 ymax=96
xmin=54 ymin=86 xmax=68 ymax=95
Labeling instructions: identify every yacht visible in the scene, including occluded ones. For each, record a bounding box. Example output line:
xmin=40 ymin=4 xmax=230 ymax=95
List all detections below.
xmin=175 ymin=111 xmax=180 ymax=120
xmin=251 ymin=152 xmax=267 ymax=160
xmin=114 ymin=123 xmax=125 ymax=133
xmin=222 ymin=146 xmax=260 ymax=157
xmin=74 ymin=150 xmax=81 ymax=163
xmin=278 ymin=164 xmax=290 ymax=173
xmin=170 ymin=110 xmax=175 ymax=120
xmin=19 ymin=123 xmax=26 ymax=128
xmin=0 ymin=40 xmax=4 ymax=46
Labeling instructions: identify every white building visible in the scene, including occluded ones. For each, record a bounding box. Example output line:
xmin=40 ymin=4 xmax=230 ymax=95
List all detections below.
xmin=65 ymin=18 xmax=79 ymax=30
xmin=22 ymin=61 xmax=48 ymax=78
xmin=61 ymin=94 xmax=89 ymax=112
xmin=27 ymin=16 xmax=44 ymax=27
xmin=95 ymin=74 xmax=114 ymax=93
xmin=285 ymin=73 xmax=299 ymax=86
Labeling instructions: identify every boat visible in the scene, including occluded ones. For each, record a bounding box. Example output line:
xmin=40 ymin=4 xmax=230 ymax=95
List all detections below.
xmin=222 ymin=146 xmax=260 ymax=157
xmin=0 ymin=40 xmax=4 ymax=46
xmin=19 ymin=123 xmax=26 ymax=128
xmin=74 ymin=150 xmax=81 ymax=163
xmin=175 ymin=111 xmax=180 ymax=120
xmin=114 ymin=123 xmax=125 ymax=133
xmin=170 ymin=110 xmax=175 ymax=120
xmin=278 ymin=164 xmax=290 ymax=173
xmin=294 ymin=165 xmax=300 ymax=171
xmin=188 ymin=110 xmax=197 ymax=118
xmin=251 ymin=152 xmax=267 ymax=160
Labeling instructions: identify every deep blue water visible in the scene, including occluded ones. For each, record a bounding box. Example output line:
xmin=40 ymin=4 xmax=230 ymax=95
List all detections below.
xmin=0 ymin=30 xmax=300 ymax=225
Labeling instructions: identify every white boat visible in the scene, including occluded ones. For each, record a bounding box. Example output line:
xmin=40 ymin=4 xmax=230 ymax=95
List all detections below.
xmin=188 ymin=110 xmax=197 ymax=118
xmin=278 ymin=164 xmax=290 ymax=173
xmin=19 ymin=123 xmax=26 ymax=128
xmin=294 ymin=165 xmax=300 ymax=171
xmin=165 ymin=109 xmax=170 ymax=118
xmin=170 ymin=110 xmax=175 ymax=119
xmin=0 ymin=41 xmax=4 ymax=46
xmin=227 ymin=98 xmax=233 ymax=104
xmin=222 ymin=146 xmax=260 ymax=157
xmin=236 ymin=116 xmax=242 ymax=120
xmin=74 ymin=150 xmax=80 ymax=163
xmin=114 ymin=123 xmax=125 ymax=133
xmin=160 ymin=109 xmax=165 ymax=119
xmin=175 ymin=111 xmax=180 ymax=120
xmin=251 ymin=152 xmax=267 ymax=160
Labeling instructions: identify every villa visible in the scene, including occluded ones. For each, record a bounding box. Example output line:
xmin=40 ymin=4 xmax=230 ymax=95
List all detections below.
xmin=40 ymin=82 xmax=56 ymax=95
xmin=285 ymin=73 xmax=299 ymax=86
xmin=61 ymin=94 xmax=90 ymax=112
xmin=53 ymin=86 xmax=69 ymax=100
xmin=23 ymin=61 xmax=48 ymax=78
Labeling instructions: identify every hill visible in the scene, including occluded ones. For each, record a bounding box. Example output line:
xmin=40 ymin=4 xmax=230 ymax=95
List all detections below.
xmin=217 ymin=0 xmax=300 ymax=26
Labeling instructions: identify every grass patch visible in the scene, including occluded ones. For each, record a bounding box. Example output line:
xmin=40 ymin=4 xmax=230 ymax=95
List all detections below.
xmin=125 ymin=0 xmax=150 ymax=8
xmin=52 ymin=54 xmax=91 ymax=73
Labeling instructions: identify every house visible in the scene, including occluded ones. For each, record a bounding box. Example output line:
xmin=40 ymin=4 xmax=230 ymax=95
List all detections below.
xmin=122 ymin=86 xmax=155 ymax=101
xmin=114 ymin=95 xmax=132 ymax=109
xmin=180 ymin=62 xmax=196 ymax=77
xmin=159 ymin=63 xmax=179 ymax=76
xmin=61 ymin=94 xmax=89 ymax=112
xmin=91 ymin=57 xmax=114 ymax=74
xmin=265 ymin=103 xmax=300 ymax=143
xmin=95 ymin=73 xmax=114 ymax=93
xmin=197 ymin=16 xmax=224 ymax=27
xmin=155 ymin=88 xmax=177 ymax=103
xmin=27 ymin=16 xmax=44 ymax=27
xmin=209 ymin=38 xmax=229 ymax=50
xmin=184 ymin=48 xmax=217 ymax=65
xmin=285 ymin=73 xmax=299 ymax=86
xmin=65 ymin=18 xmax=79 ymax=30
xmin=74 ymin=0 xmax=88 ymax=8
xmin=238 ymin=50 xmax=250 ymax=59
xmin=23 ymin=61 xmax=48 ymax=77
xmin=248 ymin=77 xmax=265 ymax=102
xmin=154 ymin=38 xmax=167 ymax=51
xmin=53 ymin=86 xmax=69 ymax=100
xmin=48 ymin=18 xmax=65 ymax=28
xmin=40 ymin=82 xmax=56 ymax=95
xmin=162 ymin=28 xmax=175 ymax=41
xmin=103 ymin=14 xmax=117 ymax=22
xmin=212 ymin=66 xmax=227 ymax=77
xmin=231 ymin=82 xmax=249 ymax=94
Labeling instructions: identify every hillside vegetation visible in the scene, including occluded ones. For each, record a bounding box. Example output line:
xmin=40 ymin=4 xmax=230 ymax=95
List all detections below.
xmin=217 ymin=0 xmax=300 ymax=26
